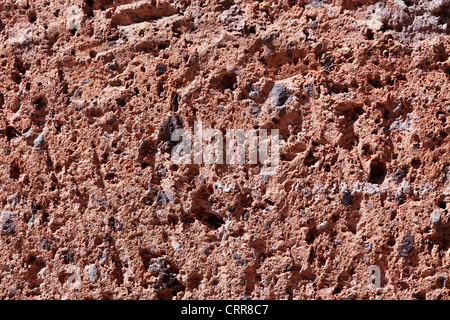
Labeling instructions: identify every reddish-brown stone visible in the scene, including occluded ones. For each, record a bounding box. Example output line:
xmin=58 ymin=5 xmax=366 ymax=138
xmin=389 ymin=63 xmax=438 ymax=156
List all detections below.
xmin=0 ymin=0 xmax=449 ymax=300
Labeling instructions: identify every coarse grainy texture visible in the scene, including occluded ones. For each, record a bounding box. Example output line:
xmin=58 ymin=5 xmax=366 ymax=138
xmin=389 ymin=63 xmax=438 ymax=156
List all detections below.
xmin=0 ymin=0 xmax=449 ymax=300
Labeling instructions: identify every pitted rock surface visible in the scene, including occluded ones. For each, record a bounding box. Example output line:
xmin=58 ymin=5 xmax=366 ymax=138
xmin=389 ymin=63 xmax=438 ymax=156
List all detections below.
xmin=0 ymin=0 xmax=449 ymax=300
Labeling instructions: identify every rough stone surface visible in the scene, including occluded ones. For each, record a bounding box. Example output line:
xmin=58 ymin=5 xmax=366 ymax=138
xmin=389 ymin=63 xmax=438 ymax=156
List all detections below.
xmin=367 ymin=0 xmax=450 ymax=43
xmin=0 ymin=0 xmax=449 ymax=300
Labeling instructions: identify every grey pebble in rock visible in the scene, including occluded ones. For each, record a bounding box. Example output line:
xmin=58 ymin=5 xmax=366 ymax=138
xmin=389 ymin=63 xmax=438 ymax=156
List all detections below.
xmin=431 ymin=210 xmax=441 ymax=225
xmin=156 ymin=63 xmax=167 ymax=76
xmin=270 ymin=83 xmax=291 ymax=108
xmin=23 ymin=129 xmax=32 ymax=139
xmin=248 ymin=85 xmax=260 ymax=99
xmin=155 ymin=190 xmax=174 ymax=205
xmin=1 ymin=211 xmax=15 ymax=234
xmin=39 ymin=238 xmax=53 ymax=250
xmin=302 ymin=187 xmax=312 ymax=200
xmin=148 ymin=258 xmax=166 ymax=274
xmin=389 ymin=114 xmax=411 ymax=131
xmin=249 ymin=103 xmax=260 ymax=117
xmin=341 ymin=190 xmax=353 ymax=206
xmin=397 ymin=233 xmax=414 ymax=258
xmin=392 ymin=168 xmax=407 ymax=182
xmin=88 ymin=264 xmax=98 ymax=283
xmin=108 ymin=63 xmax=119 ymax=71
xmin=33 ymin=133 xmax=46 ymax=148
xmin=318 ymin=221 xmax=328 ymax=229
xmin=8 ymin=287 xmax=17 ymax=297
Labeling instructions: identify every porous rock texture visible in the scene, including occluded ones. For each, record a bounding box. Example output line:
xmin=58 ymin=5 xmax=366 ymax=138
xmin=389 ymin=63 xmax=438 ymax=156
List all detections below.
xmin=0 ymin=0 xmax=449 ymax=300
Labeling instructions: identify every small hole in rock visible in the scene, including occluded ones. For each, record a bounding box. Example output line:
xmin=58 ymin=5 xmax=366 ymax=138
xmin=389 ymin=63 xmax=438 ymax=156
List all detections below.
xmin=369 ymin=161 xmax=387 ymax=185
